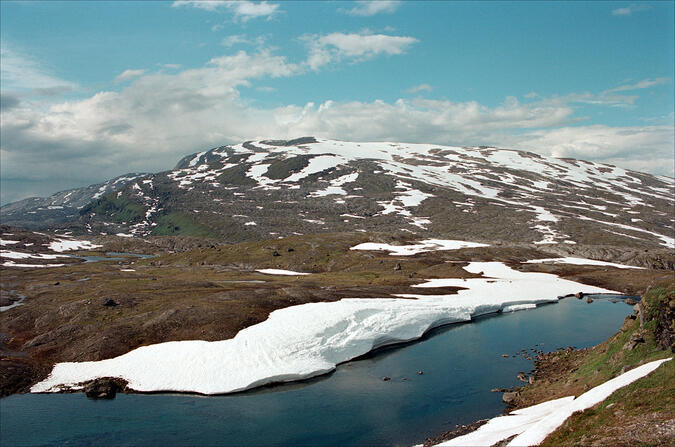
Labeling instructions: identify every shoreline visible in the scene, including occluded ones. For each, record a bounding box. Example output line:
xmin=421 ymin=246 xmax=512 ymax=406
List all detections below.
xmin=420 ymin=284 xmax=674 ymax=446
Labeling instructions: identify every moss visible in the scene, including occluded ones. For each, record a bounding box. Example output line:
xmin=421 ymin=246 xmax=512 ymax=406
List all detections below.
xmin=150 ymin=212 xmax=216 ymax=238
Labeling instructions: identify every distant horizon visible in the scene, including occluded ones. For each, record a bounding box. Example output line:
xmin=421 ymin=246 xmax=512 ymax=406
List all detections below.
xmin=1 ymin=1 xmax=673 ymax=204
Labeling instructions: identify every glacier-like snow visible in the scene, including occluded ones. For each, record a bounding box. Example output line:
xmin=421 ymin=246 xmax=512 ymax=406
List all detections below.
xmin=32 ymin=262 xmax=614 ymax=395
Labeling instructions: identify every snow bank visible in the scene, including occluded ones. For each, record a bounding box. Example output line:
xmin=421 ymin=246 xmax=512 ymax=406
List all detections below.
xmin=255 ymin=269 xmax=311 ymax=276
xmin=351 ymin=239 xmax=489 ymax=256
xmin=32 ymin=262 xmax=614 ymax=395
xmin=525 ymin=257 xmax=644 ymax=270
xmin=48 ymin=239 xmax=103 ymax=252
xmin=439 ymin=357 xmax=671 ymax=446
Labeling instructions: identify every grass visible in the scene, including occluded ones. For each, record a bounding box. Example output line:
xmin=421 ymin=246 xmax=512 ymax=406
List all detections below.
xmin=80 ymin=193 xmax=144 ymax=223
xmin=534 ymin=284 xmax=675 ymax=446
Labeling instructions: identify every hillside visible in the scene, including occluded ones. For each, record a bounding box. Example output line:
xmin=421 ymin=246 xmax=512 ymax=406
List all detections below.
xmin=2 ymin=138 xmax=673 ymax=257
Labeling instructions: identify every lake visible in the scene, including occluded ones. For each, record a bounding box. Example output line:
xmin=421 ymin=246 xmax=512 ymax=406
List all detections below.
xmin=0 ymin=295 xmax=634 ymax=447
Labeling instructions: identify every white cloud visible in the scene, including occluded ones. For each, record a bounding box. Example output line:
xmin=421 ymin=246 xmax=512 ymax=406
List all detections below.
xmin=114 ymin=69 xmax=146 ymax=82
xmin=612 ymin=4 xmax=651 ymax=16
xmin=229 ymin=1 xmax=279 ymax=21
xmin=407 ymin=83 xmax=433 ymax=94
xmin=604 ymin=77 xmax=670 ymax=93
xmin=1 ymin=43 xmax=76 ymax=92
xmin=512 ymin=125 xmax=674 ymax=176
xmin=173 ymin=1 xmax=280 ymax=21
xmin=345 ymin=1 xmax=401 ymax=16
xmin=2 ymin=45 xmax=673 ymax=204
xmin=304 ymin=32 xmax=418 ymax=70
xmin=221 ymin=35 xmax=249 ymax=47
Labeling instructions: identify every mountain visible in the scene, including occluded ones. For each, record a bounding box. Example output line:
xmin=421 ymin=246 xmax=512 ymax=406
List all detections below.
xmin=2 ymin=137 xmax=673 ymax=253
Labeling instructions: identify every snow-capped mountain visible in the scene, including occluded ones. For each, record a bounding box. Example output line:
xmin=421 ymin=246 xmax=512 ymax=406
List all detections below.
xmin=2 ymin=137 xmax=673 ymax=250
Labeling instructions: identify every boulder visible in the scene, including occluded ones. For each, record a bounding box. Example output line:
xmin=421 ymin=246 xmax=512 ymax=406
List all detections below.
xmin=84 ymin=378 xmax=123 ymax=399
xmin=502 ymin=391 xmax=519 ymax=404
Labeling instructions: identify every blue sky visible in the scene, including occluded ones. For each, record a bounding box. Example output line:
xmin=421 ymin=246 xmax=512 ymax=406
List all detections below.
xmin=1 ymin=1 xmax=673 ymax=204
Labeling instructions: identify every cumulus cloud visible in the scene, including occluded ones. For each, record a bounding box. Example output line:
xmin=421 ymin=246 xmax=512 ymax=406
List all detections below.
xmin=304 ymin=32 xmax=418 ymax=70
xmin=172 ymin=1 xmax=280 ymax=21
xmin=345 ymin=1 xmax=401 ymax=16
xmin=407 ymin=83 xmax=433 ymax=94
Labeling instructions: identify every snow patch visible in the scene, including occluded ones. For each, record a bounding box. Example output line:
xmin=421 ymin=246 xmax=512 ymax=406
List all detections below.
xmin=351 ymin=239 xmax=489 ymax=256
xmin=439 ymin=358 xmax=671 ymax=446
xmin=255 ymin=269 xmax=311 ymax=276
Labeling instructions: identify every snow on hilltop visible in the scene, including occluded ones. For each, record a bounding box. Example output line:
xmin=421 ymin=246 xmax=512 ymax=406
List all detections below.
xmin=32 ymin=262 xmax=615 ymax=395
xmin=2 ymin=138 xmax=673 ymax=250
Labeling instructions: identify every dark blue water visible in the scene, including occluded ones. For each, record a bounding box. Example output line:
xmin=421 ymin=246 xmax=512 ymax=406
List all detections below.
xmin=0 ymin=296 xmax=633 ymax=447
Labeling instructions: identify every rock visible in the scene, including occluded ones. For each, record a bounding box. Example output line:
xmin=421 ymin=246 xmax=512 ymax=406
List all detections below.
xmin=586 ymin=297 xmax=594 ymax=304
xmin=502 ymin=391 xmax=519 ymax=404
xmin=630 ymin=334 xmax=644 ymax=343
xmin=501 ymin=354 xmax=509 ymax=358
xmin=517 ymin=372 xmax=529 ymax=383
xmin=287 ymin=248 xmax=294 ymax=252
xmin=394 ymin=262 xmax=401 ymax=271
xmin=53 ymin=282 xmax=60 ymax=286
xmin=382 ymin=376 xmax=391 ymax=381
xmin=84 ymin=378 xmax=122 ymax=399
xmin=272 ymin=251 xmax=280 ymax=257
xmin=625 ymin=298 xmax=637 ymax=306
xmin=621 ymin=315 xmax=636 ymax=332
xmin=417 ymin=370 xmax=424 ymax=375
xmin=575 ymin=292 xmax=584 ymax=299
xmin=103 ymin=298 xmax=118 ymax=307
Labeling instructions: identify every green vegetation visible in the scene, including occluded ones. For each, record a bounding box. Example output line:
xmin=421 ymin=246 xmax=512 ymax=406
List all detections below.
xmin=537 ymin=285 xmax=675 ymax=446
xmin=150 ymin=212 xmax=216 ymax=238
xmin=80 ymin=192 xmax=144 ymax=223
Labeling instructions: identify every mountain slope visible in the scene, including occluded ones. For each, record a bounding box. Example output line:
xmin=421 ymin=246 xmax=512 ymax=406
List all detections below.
xmin=2 ymin=137 xmax=673 ymax=251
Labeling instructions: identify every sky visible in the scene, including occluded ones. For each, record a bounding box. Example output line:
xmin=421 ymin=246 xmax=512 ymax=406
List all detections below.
xmin=1 ymin=0 xmax=673 ymax=205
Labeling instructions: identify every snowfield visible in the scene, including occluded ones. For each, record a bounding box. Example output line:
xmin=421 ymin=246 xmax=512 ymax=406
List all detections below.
xmin=438 ymin=357 xmax=671 ymax=446
xmin=33 ymin=262 xmax=615 ymax=395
